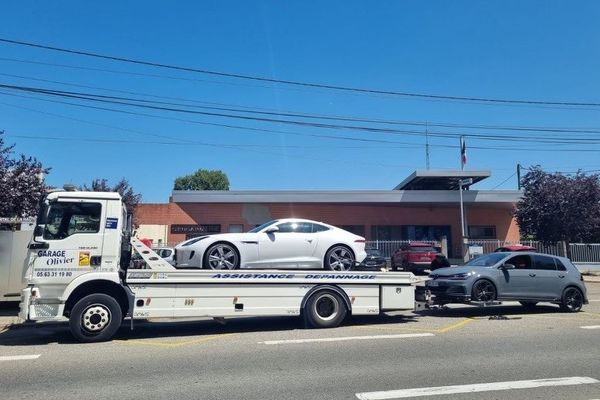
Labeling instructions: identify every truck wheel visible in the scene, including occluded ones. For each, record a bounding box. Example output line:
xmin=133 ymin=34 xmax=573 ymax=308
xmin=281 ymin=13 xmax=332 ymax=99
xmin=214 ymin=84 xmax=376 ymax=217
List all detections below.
xmin=69 ymin=294 xmax=123 ymax=343
xmin=305 ymin=291 xmax=347 ymax=328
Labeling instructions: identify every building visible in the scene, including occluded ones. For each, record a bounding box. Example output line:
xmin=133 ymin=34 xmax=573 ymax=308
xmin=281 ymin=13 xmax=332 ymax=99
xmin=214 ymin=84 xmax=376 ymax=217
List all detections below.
xmin=136 ymin=170 xmax=521 ymax=257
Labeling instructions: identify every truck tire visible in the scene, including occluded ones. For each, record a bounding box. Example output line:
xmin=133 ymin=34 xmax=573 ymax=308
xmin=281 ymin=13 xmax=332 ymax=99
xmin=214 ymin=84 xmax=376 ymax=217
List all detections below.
xmin=304 ymin=290 xmax=347 ymax=328
xmin=69 ymin=294 xmax=123 ymax=343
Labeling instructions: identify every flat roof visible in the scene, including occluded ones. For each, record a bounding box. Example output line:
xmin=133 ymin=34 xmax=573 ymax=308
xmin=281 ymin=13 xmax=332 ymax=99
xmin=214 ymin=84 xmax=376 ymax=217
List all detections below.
xmin=171 ymin=190 xmax=520 ymax=207
xmin=394 ymin=170 xmax=491 ymax=190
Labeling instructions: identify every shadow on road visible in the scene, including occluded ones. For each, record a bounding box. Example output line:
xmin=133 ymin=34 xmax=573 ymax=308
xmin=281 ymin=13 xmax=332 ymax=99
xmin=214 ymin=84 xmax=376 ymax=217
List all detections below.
xmin=0 ymin=302 xmax=19 ymax=317
xmin=416 ymin=303 xmax=564 ymax=319
xmin=0 ymin=313 xmax=420 ymax=346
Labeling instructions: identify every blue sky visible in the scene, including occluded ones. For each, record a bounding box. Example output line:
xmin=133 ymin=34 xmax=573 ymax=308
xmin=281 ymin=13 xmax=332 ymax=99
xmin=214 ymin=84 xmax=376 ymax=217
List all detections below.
xmin=1 ymin=1 xmax=600 ymax=202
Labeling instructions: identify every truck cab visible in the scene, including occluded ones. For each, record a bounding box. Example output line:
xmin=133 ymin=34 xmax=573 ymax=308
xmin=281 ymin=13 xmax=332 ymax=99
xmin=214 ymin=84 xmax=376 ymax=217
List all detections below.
xmin=20 ymin=190 xmax=132 ymax=329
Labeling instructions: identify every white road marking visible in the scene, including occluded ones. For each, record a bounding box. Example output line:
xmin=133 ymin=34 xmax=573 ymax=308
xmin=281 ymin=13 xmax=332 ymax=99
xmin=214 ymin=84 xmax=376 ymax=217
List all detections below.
xmin=581 ymin=325 xmax=600 ymax=329
xmin=355 ymin=376 xmax=599 ymax=399
xmin=259 ymin=333 xmax=434 ymax=345
xmin=0 ymin=354 xmax=41 ymax=362
xmin=588 ymin=299 xmax=600 ymax=302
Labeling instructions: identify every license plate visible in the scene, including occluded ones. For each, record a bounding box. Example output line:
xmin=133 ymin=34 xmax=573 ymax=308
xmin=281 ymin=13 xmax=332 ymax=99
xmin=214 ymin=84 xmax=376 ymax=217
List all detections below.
xmin=429 ymin=281 xmax=439 ymax=287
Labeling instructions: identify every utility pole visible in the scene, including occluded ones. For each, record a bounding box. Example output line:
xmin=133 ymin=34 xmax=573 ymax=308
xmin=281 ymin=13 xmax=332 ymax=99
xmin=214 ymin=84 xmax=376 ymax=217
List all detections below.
xmin=425 ymin=121 xmax=430 ymax=170
xmin=517 ymin=163 xmax=522 ymax=190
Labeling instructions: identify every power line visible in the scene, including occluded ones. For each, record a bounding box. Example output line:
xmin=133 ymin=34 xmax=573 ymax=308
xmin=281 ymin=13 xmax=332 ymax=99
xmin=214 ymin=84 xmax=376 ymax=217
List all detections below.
xmin=491 ymin=172 xmax=517 ymax=190
xmin=5 ymin=71 xmax=600 ymax=136
xmin=2 ymin=37 xmax=600 ymax=108
xmin=4 ymin=82 xmax=600 ymax=146
xmin=4 ymin=95 xmax=600 ymax=154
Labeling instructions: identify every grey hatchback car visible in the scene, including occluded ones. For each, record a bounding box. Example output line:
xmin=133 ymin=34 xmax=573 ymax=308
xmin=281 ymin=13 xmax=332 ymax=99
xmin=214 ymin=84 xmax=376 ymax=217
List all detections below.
xmin=426 ymin=252 xmax=588 ymax=312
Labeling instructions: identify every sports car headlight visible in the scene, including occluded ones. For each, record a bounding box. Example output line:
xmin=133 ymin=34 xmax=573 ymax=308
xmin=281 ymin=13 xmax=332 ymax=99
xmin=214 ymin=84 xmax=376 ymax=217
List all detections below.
xmin=446 ymin=272 xmax=474 ymax=280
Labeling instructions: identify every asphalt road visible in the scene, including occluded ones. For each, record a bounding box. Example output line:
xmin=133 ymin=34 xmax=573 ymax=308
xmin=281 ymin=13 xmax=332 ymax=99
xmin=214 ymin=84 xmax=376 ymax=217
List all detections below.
xmin=1 ymin=284 xmax=600 ymax=400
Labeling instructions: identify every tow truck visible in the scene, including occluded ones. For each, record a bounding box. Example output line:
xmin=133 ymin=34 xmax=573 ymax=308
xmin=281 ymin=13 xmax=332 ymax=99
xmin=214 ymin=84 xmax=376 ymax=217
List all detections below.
xmin=19 ymin=189 xmax=423 ymax=342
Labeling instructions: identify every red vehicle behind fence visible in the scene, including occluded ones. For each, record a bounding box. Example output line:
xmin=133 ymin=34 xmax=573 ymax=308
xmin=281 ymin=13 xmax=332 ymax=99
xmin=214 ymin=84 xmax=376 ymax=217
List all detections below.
xmin=390 ymin=242 xmax=448 ymax=273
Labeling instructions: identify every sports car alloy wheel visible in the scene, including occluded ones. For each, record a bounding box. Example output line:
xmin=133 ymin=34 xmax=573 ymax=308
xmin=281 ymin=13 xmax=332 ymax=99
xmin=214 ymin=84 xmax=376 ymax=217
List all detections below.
xmin=326 ymin=246 xmax=355 ymax=271
xmin=206 ymin=243 xmax=239 ymax=269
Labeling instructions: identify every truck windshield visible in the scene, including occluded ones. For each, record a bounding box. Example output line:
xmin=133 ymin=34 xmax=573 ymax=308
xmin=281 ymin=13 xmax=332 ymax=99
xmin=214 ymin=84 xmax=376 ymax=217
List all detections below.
xmin=43 ymin=202 xmax=102 ymax=240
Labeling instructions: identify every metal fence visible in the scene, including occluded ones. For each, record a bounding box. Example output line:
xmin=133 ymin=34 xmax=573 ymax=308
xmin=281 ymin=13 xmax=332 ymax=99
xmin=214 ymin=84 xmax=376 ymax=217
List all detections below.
xmin=569 ymin=243 xmax=600 ymax=264
xmin=365 ymin=240 xmax=440 ymax=258
xmin=465 ymin=239 xmax=566 ymax=257
xmin=466 ymin=239 xmax=600 ymax=263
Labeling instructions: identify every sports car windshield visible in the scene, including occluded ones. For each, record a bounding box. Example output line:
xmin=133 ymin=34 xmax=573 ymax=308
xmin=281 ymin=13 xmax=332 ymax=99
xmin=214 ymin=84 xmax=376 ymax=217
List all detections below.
xmin=465 ymin=253 xmax=508 ymax=267
xmin=248 ymin=220 xmax=279 ymax=233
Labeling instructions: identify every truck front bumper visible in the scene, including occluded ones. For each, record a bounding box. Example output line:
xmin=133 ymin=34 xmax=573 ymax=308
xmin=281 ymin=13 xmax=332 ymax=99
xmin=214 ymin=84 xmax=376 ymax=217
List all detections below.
xmin=19 ymin=287 xmax=66 ymax=322
xmin=18 ymin=287 xmax=31 ymax=321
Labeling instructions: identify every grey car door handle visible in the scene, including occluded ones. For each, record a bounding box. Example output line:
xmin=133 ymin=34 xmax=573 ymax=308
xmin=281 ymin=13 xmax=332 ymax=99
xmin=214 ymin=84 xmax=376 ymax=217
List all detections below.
xmin=529 ymin=273 xmax=536 ymax=277
xmin=558 ymin=275 xmax=565 ymax=278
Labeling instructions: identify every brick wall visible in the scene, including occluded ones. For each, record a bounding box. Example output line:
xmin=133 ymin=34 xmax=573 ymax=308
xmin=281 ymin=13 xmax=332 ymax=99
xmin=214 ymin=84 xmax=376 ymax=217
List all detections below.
xmin=136 ymin=202 xmax=519 ymax=246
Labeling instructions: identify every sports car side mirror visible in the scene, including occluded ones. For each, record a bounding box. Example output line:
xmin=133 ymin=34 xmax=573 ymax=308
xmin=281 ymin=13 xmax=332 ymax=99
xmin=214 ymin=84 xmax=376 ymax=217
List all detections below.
xmin=265 ymin=226 xmax=279 ymax=233
xmin=500 ymin=263 xmax=516 ymax=270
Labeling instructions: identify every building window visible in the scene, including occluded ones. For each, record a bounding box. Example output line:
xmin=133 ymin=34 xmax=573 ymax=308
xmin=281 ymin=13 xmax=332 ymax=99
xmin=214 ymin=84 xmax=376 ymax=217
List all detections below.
xmin=229 ymin=224 xmax=244 ymax=233
xmin=468 ymin=225 xmax=496 ymax=239
xmin=340 ymin=225 xmax=365 ymax=237
xmin=370 ymin=225 xmax=402 ymax=241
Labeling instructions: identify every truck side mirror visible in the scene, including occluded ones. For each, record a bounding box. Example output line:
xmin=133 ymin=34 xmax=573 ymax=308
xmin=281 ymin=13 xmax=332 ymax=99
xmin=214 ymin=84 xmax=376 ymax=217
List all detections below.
xmin=34 ymin=225 xmax=44 ymax=237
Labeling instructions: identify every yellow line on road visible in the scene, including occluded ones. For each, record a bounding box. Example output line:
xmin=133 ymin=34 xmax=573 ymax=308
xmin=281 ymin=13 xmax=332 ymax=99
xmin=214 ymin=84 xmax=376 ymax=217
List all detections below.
xmin=435 ymin=317 xmax=476 ymax=333
xmin=354 ymin=318 xmax=476 ymax=334
xmin=114 ymin=333 xmax=235 ymax=348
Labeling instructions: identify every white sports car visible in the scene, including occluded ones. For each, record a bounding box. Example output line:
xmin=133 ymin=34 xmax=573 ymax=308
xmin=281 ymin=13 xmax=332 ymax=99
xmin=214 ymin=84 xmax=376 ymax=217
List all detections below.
xmin=173 ymin=218 xmax=367 ymax=270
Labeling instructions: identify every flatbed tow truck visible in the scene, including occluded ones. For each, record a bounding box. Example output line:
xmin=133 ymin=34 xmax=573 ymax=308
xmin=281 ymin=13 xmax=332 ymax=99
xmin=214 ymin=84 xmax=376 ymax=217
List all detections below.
xmin=19 ymin=190 xmax=424 ymax=342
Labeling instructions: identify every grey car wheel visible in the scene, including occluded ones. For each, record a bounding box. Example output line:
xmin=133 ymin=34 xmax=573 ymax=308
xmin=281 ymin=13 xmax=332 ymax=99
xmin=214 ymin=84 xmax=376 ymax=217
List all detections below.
xmin=560 ymin=287 xmax=584 ymax=313
xmin=204 ymin=243 xmax=240 ymax=270
xmin=471 ymin=279 xmax=497 ymax=302
xmin=325 ymin=246 xmax=355 ymax=271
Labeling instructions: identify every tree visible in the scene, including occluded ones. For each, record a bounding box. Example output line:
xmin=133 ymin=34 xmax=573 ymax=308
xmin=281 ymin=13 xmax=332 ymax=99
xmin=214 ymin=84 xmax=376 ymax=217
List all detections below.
xmin=173 ymin=169 xmax=230 ymax=190
xmin=0 ymin=131 xmax=50 ymax=220
xmin=515 ymin=166 xmax=600 ymax=244
xmin=82 ymin=178 xmax=142 ymax=216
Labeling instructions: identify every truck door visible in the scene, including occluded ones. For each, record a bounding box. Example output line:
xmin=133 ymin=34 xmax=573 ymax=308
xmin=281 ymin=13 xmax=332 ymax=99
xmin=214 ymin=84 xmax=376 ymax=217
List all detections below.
xmin=29 ymin=199 xmax=106 ymax=285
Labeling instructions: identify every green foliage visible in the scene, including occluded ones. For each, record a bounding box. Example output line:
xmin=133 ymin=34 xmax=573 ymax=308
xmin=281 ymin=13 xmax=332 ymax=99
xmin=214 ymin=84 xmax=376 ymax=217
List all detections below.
xmin=174 ymin=169 xmax=230 ymax=191
xmin=515 ymin=166 xmax=600 ymax=243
